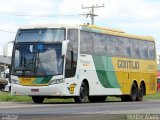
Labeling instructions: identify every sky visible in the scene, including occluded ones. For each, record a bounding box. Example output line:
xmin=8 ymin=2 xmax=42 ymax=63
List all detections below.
xmin=0 ymin=0 xmax=160 ymax=57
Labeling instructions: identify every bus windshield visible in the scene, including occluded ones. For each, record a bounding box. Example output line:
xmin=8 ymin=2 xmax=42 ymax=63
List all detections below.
xmin=12 ymin=44 xmax=63 ymax=76
xmin=16 ymin=29 xmax=65 ymax=42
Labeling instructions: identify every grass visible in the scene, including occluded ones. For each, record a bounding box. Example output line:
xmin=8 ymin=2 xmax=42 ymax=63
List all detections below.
xmin=0 ymin=92 xmax=31 ymax=102
xmin=0 ymin=91 xmax=160 ymax=103
xmin=0 ymin=92 xmax=74 ymax=103
xmin=144 ymin=92 xmax=160 ymax=100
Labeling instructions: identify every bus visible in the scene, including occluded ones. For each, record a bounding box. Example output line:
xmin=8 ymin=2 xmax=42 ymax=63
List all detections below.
xmin=4 ymin=24 xmax=157 ymax=103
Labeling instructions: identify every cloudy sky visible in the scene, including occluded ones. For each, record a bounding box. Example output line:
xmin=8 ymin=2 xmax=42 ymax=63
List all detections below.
xmin=0 ymin=0 xmax=160 ymax=56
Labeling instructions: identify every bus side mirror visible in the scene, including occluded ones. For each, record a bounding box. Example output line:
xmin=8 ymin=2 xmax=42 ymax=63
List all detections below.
xmin=62 ymin=40 xmax=69 ymax=56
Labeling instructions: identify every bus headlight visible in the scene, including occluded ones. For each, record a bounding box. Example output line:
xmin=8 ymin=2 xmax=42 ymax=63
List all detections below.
xmin=49 ymin=79 xmax=64 ymax=85
xmin=11 ymin=79 xmax=20 ymax=85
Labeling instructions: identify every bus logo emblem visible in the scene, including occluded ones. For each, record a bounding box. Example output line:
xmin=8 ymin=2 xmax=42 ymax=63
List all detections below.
xmin=68 ymin=83 xmax=77 ymax=94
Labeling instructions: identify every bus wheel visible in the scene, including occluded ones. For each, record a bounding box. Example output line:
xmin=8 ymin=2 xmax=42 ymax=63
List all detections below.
xmin=136 ymin=83 xmax=144 ymax=101
xmin=130 ymin=82 xmax=138 ymax=101
xmin=88 ymin=96 xmax=106 ymax=103
xmin=74 ymin=82 xmax=88 ymax=103
xmin=121 ymin=82 xmax=138 ymax=102
xmin=32 ymin=96 xmax=44 ymax=104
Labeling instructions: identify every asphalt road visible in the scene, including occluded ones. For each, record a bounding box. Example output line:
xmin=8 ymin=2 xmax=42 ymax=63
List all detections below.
xmin=0 ymin=100 xmax=160 ymax=120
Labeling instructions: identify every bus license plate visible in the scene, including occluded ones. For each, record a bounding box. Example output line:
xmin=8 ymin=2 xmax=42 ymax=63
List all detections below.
xmin=31 ymin=89 xmax=39 ymax=92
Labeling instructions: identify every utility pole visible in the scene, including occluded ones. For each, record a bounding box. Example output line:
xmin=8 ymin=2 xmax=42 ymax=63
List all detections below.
xmin=82 ymin=4 xmax=104 ymax=25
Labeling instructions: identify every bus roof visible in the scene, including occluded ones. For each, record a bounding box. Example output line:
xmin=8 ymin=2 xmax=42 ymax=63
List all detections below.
xmin=20 ymin=24 xmax=154 ymax=41
xmin=81 ymin=25 xmax=154 ymax=41
xmin=21 ymin=24 xmax=79 ymax=29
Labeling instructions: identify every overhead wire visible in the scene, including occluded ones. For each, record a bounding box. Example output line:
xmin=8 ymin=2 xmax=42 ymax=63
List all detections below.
xmin=0 ymin=11 xmax=82 ymax=34
xmin=0 ymin=11 xmax=81 ymax=17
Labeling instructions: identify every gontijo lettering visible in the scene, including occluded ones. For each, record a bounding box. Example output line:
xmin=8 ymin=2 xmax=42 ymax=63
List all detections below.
xmin=118 ymin=60 xmax=139 ymax=69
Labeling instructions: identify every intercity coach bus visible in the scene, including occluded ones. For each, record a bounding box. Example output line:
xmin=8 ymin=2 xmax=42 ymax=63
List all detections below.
xmin=4 ymin=24 xmax=157 ymax=103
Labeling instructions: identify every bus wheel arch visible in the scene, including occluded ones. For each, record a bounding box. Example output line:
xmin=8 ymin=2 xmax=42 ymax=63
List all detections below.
xmin=121 ymin=81 xmax=138 ymax=102
xmin=74 ymin=79 xmax=89 ymax=103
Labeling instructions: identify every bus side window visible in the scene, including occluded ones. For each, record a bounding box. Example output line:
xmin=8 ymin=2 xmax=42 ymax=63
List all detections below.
xmin=65 ymin=47 xmax=75 ymax=78
xmin=93 ymin=33 xmax=106 ymax=55
xmin=106 ymin=35 xmax=119 ymax=57
xmin=65 ymin=29 xmax=78 ymax=78
xmin=118 ymin=37 xmax=131 ymax=58
xmin=148 ymin=41 xmax=155 ymax=60
xmin=140 ymin=40 xmax=148 ymax=59
xmin=130 ymin=39 xmax=140 ymax=59
xmin=80 ymin=31 xmax=93 ymax=54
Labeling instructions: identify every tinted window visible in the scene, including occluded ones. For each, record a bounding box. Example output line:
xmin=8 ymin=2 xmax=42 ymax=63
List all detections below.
xmin=130 ymin=39 xmax=140 ymax=59
xmin=65 ymin=29 xmax=78 ymax=78
xmin=106 ymin=36 xmax=119 ymax=56
xmin=93 ymin=33 xmax=106 ymax=55
xmin=80 ymin=31 xmax=93 ymax=54
xmin=148 ymin=41 xmax=155 ymax=60
xmin=140 ymin=40 xmax=148 ymax=59
xmin=67 ymin=29 xmax=78 ymax=51
xmin=16 ymin=29 xmax=65 ymax=42
xmin=118 ymin=37 xmax=131 ymax=58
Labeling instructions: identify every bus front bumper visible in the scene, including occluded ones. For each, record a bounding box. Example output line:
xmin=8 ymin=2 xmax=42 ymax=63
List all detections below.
xmin=11 ymin=84 xmax=72 ymax=96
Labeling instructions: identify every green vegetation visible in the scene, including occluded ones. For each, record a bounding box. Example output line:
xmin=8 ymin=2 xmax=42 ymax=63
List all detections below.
xmin=0 ymin=92 xmax=31 ymax=102
xmin=0 ymin=91 xmax=160 ymax=103
xmin=144 ymin=92 xmax=160 ymax=100
xmin=0 ymin=92 xmax=74 ymax=103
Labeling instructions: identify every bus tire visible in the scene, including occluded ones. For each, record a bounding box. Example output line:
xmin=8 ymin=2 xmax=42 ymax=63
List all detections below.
xmin=130 ymin=82 xmax=138 ymax=101
xmin=32 ymin=96 xmax=44 ymax=104
xmin=88 ymin=96 xmax=106 ymax=103
xmin=136 ymin=83 xmax=144 ymax=101
xmin=74 ymin=82 xmax=88 ymax=103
